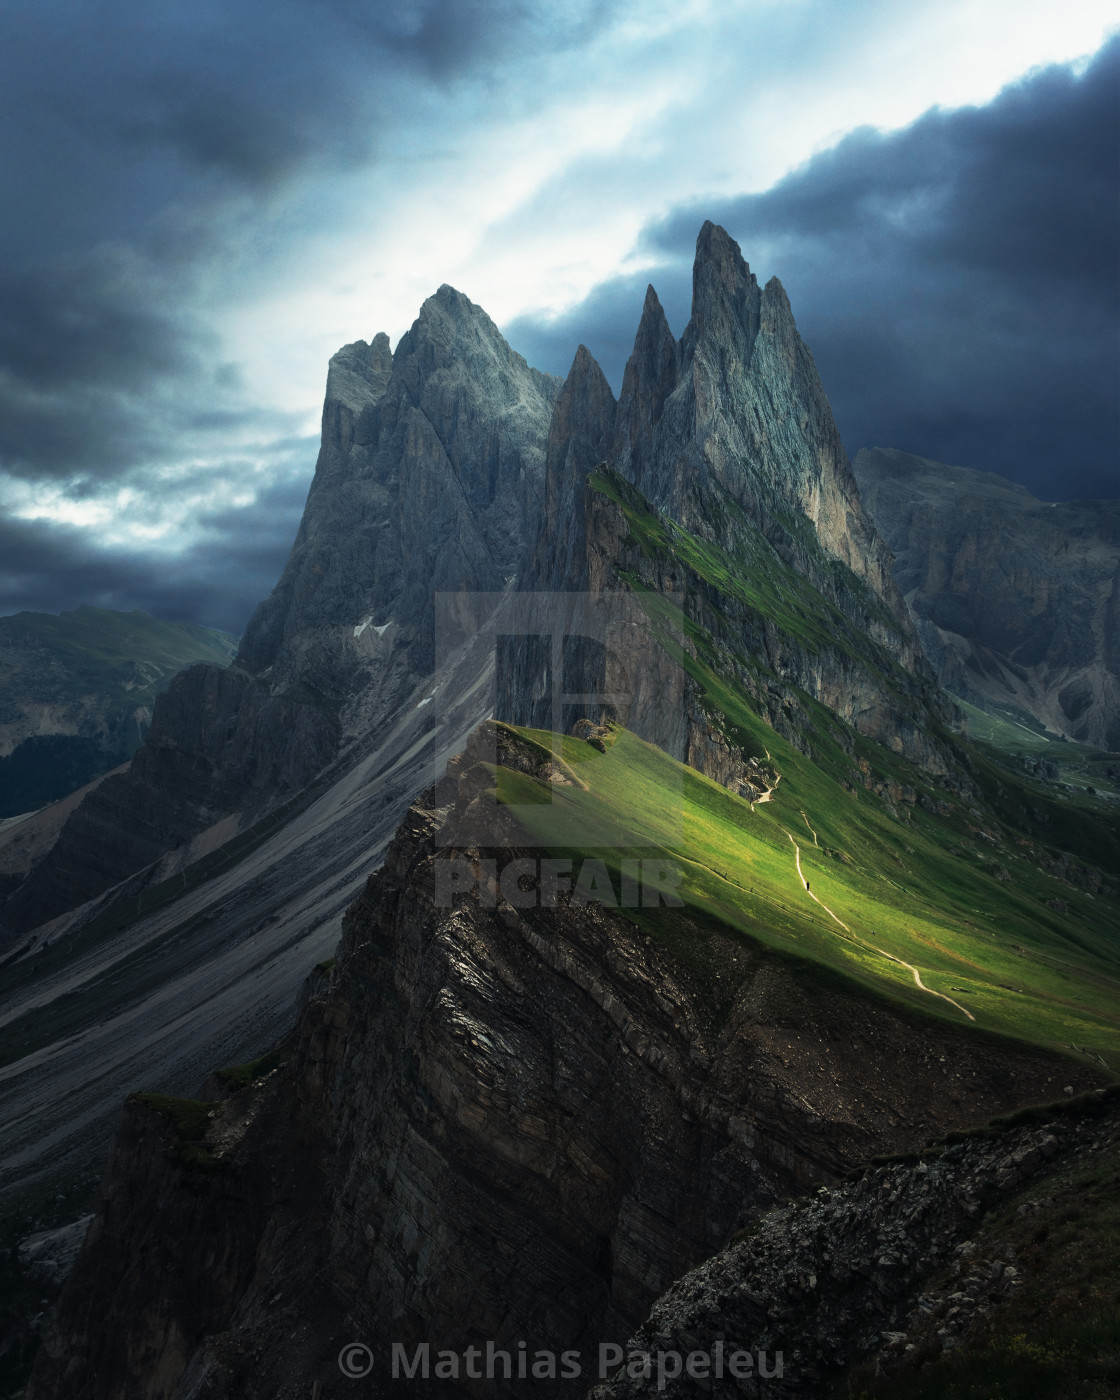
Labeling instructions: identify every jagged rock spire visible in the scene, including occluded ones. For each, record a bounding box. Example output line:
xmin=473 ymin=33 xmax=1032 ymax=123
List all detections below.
xmin=239 ymin=285 xmax=560 ymax=676
xmin=529 ymin=343 xmax=617 ymax=589
xmin=681 ymin=220 xmax=762 ymax=369
xmin=325 ymin=333 xmax=393 ymax=414
xmin=613 ymin=285 xmax=679 ymax=479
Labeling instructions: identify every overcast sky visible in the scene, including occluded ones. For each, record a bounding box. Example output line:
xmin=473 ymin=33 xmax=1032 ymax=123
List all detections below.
xmin=1 ymin=1 xmax=1116 ymax=635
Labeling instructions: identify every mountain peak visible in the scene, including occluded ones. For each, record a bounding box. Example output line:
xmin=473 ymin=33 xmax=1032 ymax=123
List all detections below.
xmin=613 ymin=283 xmax=679 ymax=476
xmin=527 ymin=342 xmax=618 ymax=588
xmin=571 ymin=342 xmax=599 ymax=374
xmin=682 ymin=221 xmax=761 ymax=371
xmin=695 ymin=217 xmax=744 ymax=264
xmin=397 ymin=283 xmax=527 ymax=388
xmin=405 ymin=284 xmax=496 ymax=345
xmin=325 ymin=333 xmax=392 ymax=414
xmin=634 ymin=283 xmax=674 ymax=345
xmin=641 ymin=281 xmax=665 ymax=317
xmin=692 ymin=222 xmax=756 ymax=304
xmin=760 ymin=274 xmax=796 ymax=334
xmin=432 ymin=282 xmax=475 ymax=314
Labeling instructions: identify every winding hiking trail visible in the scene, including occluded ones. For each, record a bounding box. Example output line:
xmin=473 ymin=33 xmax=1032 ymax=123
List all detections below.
xmin=784 ymin=829 xmax=976 ymax=1022
xmin=746 ymin=756 xmax=974 ymax=1023
xmin=787 ymin=833 xmax=851 ymax=932
xmin=873 ymin=949 xmax=976 ymax=1021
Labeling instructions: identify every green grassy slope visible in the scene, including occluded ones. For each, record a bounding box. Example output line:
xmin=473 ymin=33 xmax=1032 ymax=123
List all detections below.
xmin=481 ymin=467 xmax=1119 ymax=1069
xmin=954 ymin=695 xmax=1120 ymax=804
xmin=493 ymin=721 xmax=1120 ymax=1067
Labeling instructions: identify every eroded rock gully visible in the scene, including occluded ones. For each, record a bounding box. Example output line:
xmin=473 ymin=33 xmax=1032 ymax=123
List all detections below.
xmin=27 ymin=727 xmax=1103 ymax=1400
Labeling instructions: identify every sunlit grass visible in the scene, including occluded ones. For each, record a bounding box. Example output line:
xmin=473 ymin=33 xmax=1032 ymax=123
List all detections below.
xmin=495 ymin=722 xmax=1120 ymax=1065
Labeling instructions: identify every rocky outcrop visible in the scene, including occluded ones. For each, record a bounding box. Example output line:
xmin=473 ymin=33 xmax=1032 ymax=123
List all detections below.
xmin=1 ymin=663 xmax=340 ymax=933
xmin=612 ymin=286 xmax=679 ymax=485
xmin=614 ymin=225 xmax=919 ymax=670
xmin=238 ymin=290 xmax=561 ymax=698
xmin=589 ymin=1088 xmax=1120 ymax=1398
xmin=501 ymin=456 xmax=957 ymax=788
xmin=0 ymin=767 xmax=122 ymax=911
xmin=499 ymin=226 xmax=958 ymax=787
xmin=2 ymin=291 xmax=560 ymax=939
xmin=528 ymin=343 xmax=618 ymax=591
xmin=26 ymin=726 xmax=1103 ymax=1400
xmin=853 ymin=447 xmax=1120 ymax=748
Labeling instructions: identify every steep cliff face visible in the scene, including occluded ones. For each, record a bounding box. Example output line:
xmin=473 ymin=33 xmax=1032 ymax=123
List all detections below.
xmin=500 ymin=226 xmax=954 ymax=782
xmin=239 ymin=290 xmax=560 ymax=700
xmin=2 ymin=293 xmax=560 ymax=938
xmin=853 ymin=447 xmax=1120 ymax=749
xmin=581 ymin=469 xmax=956 ymax=775
xmin=612 ymin=225 xmax=916 ymax=669
xmin=27 ymin=725 xmax=1102 ymax=1400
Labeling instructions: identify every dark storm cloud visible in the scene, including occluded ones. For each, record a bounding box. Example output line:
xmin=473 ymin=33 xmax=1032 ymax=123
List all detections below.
xmin=0 ymin=5 xmax=362 ymax=267
xmin=0 ymin=221 xmax=315 ymax=486
xmin=321 ymin=0 xmax=623 ymax=81
xmin=0 ymin=246 xmax=204 ymax=394
xmin=0 ymin=0 xmax=628 ymax=485
xmin=0 ymin=261 xmax=289 ymax=485
xmin=0 ymin=465 xmax=314 ymax=637
xmin=0 ymin=0 xmax=610 ymax=224
xmin=508 ymin=41 xmax=1119 ymax=500
xmin=0 ymin=0 xmax=346 ymax=496
xmin=0 ymin=0 xmax=639 ymax=626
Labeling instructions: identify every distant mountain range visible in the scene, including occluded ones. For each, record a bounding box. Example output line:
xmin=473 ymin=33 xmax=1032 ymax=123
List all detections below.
xmin=0 ymin=607 xmax=237 ymax=820
xmin=5 ymin=225 xmax=1117 ymax=1400
xmin=854 ymin=447 xmax=1120 ymax=750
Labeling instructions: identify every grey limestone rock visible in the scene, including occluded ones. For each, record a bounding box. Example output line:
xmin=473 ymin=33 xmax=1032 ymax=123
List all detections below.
xmin=854 ymin=446 xmax=1120 ymax=748
xmin=588 ymin=1092 xmax=1120 ymax=1398
xmin=615 ymin=223 xmax=915 ymax=664
xmin=26 ymin=730 xmax=1101 ymax=1400
xmin=3 ymin=288 xmax=561 ymax=936
xmin=501 ymin=224 xmax=954 ymax=777
xmin=239 ymin=286 xmax=560 ymax=689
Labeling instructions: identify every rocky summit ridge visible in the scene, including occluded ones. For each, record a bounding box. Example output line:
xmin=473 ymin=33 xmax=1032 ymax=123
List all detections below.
xmin=541 ymin=224 xmax=915 ymax=659
xmin=0 ymin=222 xmax=939 ymax=945
xmin=4 ymin=223 xmax=1118 ymax=1400
xmin=614 ymin=224 xmax=906 ymax=634
xmin=23 ymin=729 xmax=1109 ymax=1400
xmin=0 ymin=286 xmax=560 ymax=940
xmin=502 ymin=224 xmax=954 ymax=780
